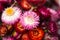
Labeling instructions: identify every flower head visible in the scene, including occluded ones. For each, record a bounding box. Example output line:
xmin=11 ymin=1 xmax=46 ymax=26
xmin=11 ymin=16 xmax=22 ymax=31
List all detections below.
xmin=20 ymin=10 xmax=39 ymax=30
xmin=1 ymin=7 xmax=22 ymax=24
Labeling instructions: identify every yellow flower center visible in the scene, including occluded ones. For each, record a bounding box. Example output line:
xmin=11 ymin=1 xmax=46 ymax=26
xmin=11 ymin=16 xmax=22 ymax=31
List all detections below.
xmin=5 ymin=7 xmax=14 ymax=16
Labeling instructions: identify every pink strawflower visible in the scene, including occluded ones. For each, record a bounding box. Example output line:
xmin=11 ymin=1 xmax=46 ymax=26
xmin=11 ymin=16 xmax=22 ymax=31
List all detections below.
xmin=20 ymin=10 xmax=39 ymax=30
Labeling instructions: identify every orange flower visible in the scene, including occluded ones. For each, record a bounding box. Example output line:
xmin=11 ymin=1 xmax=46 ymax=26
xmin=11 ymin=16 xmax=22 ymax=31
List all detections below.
xmin=28 ymin=28 xmax=44 ymax=40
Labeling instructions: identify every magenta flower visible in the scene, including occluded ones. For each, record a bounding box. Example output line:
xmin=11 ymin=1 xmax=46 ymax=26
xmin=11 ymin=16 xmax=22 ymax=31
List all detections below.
xmin=47 ymin=8 xmax=59 ymax=21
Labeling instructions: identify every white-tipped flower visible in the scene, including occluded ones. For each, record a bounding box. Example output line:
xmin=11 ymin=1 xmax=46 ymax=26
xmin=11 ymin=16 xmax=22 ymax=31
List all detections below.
xmin=1 ymin=7 xmax=22 ymax=24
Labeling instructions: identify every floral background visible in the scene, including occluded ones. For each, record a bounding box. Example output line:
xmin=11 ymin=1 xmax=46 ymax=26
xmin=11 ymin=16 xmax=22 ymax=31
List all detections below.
xmin=0 ymin=0 xmax=60 ymax=40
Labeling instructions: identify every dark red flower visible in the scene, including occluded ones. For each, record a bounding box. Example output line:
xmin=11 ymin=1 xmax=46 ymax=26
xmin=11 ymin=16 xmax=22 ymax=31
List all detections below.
xmin=14 ymin=22 xmax=25 ymax=33
xmin=48 ymin=21 xmax=58 ymax=35
xmin=18 ymin=0 xmax=31 ymax=10
xmin=27 ymin=0 xmax=46 ymax=6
